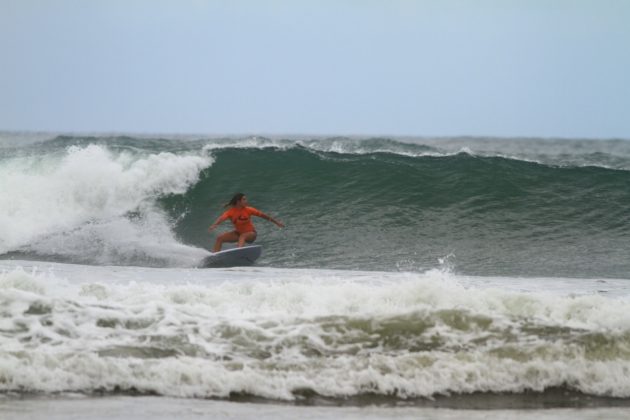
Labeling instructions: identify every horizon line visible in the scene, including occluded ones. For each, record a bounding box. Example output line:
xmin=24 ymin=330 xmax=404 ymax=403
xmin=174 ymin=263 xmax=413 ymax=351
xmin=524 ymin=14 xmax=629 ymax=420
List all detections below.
xmin=1 ymin=128 xmax=629 ymax=142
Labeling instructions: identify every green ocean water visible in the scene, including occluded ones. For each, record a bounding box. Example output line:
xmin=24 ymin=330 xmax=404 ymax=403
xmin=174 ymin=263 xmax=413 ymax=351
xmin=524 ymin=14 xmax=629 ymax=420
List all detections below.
xmin=1 ymin=133 xmax=629 ymax=277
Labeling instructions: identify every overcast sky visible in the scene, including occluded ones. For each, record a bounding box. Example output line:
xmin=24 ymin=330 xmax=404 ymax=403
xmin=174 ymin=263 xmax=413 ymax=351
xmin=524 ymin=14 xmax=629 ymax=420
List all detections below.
xmin=1 ymin=0 xmax=629 ymax=138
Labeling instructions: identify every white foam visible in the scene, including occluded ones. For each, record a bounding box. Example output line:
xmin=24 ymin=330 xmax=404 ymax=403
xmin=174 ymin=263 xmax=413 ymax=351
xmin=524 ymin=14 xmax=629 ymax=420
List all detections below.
xmin=1 ymin=262 xmax=630 ymax=399
xmin=0 ymin=144 xmax=212 ymax=264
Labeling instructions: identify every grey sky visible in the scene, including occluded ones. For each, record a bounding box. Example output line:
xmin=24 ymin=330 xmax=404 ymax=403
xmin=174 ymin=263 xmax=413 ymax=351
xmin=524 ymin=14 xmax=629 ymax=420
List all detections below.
xmin=1 ymin=0 xmax=629 ymax=137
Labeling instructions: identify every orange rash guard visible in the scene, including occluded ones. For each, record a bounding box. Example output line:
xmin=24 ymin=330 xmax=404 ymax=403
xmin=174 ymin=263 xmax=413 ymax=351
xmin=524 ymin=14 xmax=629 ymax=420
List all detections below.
xmin=219 ymin=206 xmax=264 ymax=234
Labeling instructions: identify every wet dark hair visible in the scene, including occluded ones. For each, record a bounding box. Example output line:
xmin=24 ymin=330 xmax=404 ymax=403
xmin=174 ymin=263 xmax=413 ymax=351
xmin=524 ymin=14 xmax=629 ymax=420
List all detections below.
xmin=224 ymin=192 xmax=245 ymax=208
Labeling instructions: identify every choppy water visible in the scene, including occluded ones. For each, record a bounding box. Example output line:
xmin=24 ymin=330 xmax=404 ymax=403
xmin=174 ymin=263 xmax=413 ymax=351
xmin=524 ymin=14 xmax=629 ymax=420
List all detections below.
xmin=1 ymin=132 xmax=630 ymax=409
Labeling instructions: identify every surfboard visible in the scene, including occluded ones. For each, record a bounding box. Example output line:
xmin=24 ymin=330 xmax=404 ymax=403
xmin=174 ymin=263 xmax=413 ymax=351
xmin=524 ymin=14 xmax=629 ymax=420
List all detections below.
xmin=201 ymin=245 xmax=262 ymax=268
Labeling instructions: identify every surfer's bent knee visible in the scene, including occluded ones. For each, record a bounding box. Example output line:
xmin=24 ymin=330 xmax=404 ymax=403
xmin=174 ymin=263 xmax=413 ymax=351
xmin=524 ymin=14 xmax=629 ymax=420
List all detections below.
xmin=241 ymin=231 xmax=257 ymax=243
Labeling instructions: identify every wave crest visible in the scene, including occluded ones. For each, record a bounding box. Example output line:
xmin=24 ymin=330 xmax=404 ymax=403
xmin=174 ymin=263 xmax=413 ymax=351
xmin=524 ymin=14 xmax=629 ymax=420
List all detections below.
xmin=0 ymin=144 xmax=212 ymax=264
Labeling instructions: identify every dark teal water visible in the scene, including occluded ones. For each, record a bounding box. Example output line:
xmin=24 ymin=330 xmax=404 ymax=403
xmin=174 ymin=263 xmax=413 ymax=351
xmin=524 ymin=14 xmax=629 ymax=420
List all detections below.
xmin=1 ymin=133 xmax=629 ymax=278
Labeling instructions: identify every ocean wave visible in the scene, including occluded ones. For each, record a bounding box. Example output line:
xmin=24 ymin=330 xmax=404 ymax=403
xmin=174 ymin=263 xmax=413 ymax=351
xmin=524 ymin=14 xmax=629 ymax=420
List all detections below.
xmin=1 ymin=135 xmax=630 ymax=277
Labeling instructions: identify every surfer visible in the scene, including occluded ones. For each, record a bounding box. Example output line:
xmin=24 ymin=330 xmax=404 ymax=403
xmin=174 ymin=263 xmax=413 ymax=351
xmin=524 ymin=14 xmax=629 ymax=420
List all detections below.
xmin=208 ymin=192 xmax=284 ymax=252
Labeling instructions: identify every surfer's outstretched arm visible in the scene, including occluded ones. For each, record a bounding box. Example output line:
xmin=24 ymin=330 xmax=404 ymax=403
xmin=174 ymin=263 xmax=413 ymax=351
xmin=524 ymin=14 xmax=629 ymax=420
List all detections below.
xmin=258 ymin=212 xmax=284 ymax=228
xmin=208 ymin=215 xmax=228 ymax=232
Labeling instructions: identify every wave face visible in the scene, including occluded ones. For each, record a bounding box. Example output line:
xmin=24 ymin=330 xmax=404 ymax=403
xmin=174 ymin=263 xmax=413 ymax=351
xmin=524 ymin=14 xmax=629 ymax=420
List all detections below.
xmin=1 ymin=264 xmax=630 ymax=402
xmin=1 ymin=134 xmax=630 ymax=277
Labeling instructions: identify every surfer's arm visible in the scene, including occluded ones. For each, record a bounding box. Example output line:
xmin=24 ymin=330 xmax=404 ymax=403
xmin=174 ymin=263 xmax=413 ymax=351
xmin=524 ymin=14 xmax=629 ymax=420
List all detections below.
xmin=208 ymin=213 xmax=229 ymax=231
xmin=258 ymin=212 xmax=285 ymax=228
xmin=247 ymin=207 xmax=284 ymax=228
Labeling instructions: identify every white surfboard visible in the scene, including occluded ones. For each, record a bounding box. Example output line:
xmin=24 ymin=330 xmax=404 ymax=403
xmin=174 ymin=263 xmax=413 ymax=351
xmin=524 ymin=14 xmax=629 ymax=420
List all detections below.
xmin=201 ymin=245 xmax=262 ymax=267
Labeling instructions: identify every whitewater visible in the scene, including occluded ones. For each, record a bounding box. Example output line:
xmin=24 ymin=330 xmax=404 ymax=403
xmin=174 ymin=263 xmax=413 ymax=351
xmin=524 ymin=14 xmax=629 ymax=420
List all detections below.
xmin=1 ymin=133 xmax=630 ymax=417
xmin=2 ymin=261 xmax=630 ymax=401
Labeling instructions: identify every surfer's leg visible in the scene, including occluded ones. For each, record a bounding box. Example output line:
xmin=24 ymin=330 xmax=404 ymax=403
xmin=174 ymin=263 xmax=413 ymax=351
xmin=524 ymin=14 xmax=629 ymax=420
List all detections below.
xmin=238 ymin=232 xmax=257 ymax=247
xmin=213 ymin=231 xmax=239 ymax=252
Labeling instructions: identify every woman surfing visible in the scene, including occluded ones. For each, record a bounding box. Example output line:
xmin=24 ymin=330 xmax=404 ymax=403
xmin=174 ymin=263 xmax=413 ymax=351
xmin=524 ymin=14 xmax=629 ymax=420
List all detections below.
xmin=208 ymin=192 xmax=284 ymax=252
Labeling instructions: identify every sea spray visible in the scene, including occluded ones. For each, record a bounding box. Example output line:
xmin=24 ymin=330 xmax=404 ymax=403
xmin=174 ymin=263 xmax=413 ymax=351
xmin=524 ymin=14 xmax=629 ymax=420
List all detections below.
xmin=0 ymin=144 xmax=212 ymax=265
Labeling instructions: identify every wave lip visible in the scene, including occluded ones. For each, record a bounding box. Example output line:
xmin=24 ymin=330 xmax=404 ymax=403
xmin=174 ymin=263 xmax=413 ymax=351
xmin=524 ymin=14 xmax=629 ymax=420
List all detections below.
xmin=197 ymin=135 xmax=630 ymax=170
